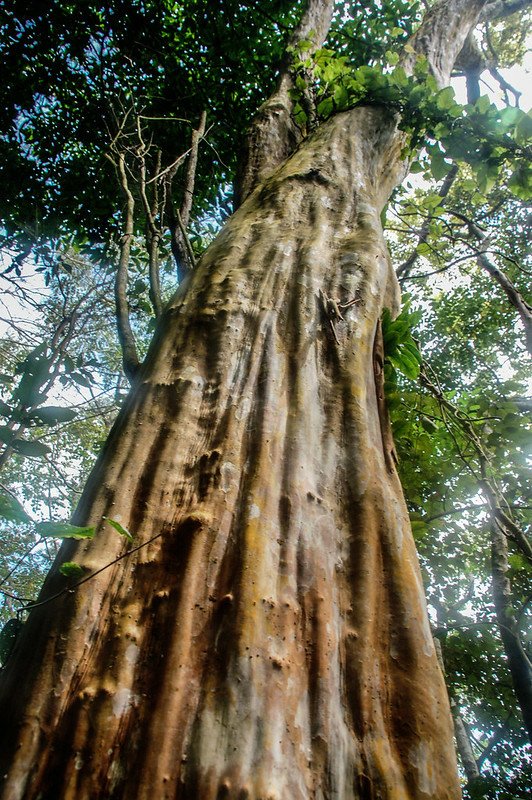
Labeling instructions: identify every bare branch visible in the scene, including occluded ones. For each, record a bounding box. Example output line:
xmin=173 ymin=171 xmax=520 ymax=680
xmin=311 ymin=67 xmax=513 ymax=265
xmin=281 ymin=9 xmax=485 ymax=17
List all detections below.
xmin=115 ymin=152 xmax=141 ymax=381
xmin=168 ymin=111 xmax=207 ymax=279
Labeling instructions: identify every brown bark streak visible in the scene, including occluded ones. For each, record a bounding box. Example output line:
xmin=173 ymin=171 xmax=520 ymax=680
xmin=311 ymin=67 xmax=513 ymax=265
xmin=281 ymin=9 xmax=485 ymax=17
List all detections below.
xmin=373 ymin=319 xmax=399 ymax=472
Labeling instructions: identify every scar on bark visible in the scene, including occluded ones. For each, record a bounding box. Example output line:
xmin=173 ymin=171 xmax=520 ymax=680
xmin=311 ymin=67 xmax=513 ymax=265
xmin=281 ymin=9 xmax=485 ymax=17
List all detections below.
xmin=319 ymin=288 xmax=360 ymax=344
xmin=373 ymin=318 xmax=398 ymax=473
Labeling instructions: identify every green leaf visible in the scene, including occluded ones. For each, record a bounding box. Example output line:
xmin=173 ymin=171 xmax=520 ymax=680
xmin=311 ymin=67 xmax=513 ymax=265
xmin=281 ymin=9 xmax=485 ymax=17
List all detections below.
xmin=391 ymin=66 xmax=408 ymax=87
xmin=0 ymin=490 xmax=31 ymax=524
xmin=59 ymin=561 xmax=86 ymax=578
xmin=508 ymin=162 xmax=531 ymax=200
xmin=0 ymin=426 xmax=14 ymax=445
xmin=410 ymin=519 xmax=427 ymax=540
xmin=317 ymin=97 xmax=334 ymax=118
xmin=104 ymin=517 xmax=133 ymax=542
xmin=0 ymin=618 xmax=24 ymax=666
xmin=390 ymin=350 xmax=420 ymax=380
xmin=430 ymin=153 xmax=451 ymax=181
xmin=333 ymin=83 xmax=349 ymax=110
xmin=11 ymin=439 xmax=51 ymax=459
xmin=474 ymin=95 xmax=491 ymax=115
xmin=12 ymin=353 xmax=53 ymax=408
xmin=402 ymin=341 xmax=422 ymax=364
xmin=435 ymin=86 xmax=456 ymax=111
xmin=71 ymin=372 xmax=92 ymax=389
xmin=508 ymin=553 xmax=532 ymax=573
xmin=295 ymin=74 xmax=307 ymax=92
xmin=36 ymin=521 xmax=96 ymax=540
xmin=515 ymin=112 xmax=532 ymax=144
xmin=0 ymin=398 xmax=13 ymax=417
xmin=28 ymin=406 xmax=78 ymax=425
xmin=386 ymin=50 xmax=399 ymax=66
xmin=499 ymin=105 xmax=522 ymax=129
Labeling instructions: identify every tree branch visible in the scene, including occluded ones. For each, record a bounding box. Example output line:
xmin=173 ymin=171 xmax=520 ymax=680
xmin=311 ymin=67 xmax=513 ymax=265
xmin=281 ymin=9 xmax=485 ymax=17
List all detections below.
xmin=234 ymin=0 xmax=335 ymax=207
xmin=136 ymin=116 xmax=163 ymax=319
xmin=403 ymin=0 xmax=490 ymax=88
xmin=448 ymin=210 xmax=532 ymax=355
xmin=396 ymin=165 xmax=459 ymax=279
xmin=169 ymin=111 xmax=207 ymax=279
xmin=113 ymin=151 xmax=141 ymax=382
xmin=490 ymin=518 xmax=532 ymax=741
xmin=480 ymin=0 xmax=532 ymax=21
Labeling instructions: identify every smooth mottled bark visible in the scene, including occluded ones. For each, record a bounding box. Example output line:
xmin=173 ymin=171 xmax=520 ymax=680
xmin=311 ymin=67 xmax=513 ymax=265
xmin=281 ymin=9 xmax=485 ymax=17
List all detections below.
xmin=0 ymin=2 xmax=492 ymax=798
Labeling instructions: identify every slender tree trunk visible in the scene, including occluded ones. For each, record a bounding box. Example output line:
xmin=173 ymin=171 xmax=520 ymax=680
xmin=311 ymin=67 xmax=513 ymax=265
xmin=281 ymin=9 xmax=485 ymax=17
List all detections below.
xmin=433 ymin=633 xmax=482 ymax=785
xmin=0 ymin=2 xmax=491 ymax=798
xmin=490 ymin=520 xmax=532 ymax=740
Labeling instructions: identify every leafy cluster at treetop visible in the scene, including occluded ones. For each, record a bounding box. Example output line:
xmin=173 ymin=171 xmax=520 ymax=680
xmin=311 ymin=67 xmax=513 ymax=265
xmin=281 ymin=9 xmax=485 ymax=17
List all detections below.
xmin=290 ymin=44 xmax=531 ymax=199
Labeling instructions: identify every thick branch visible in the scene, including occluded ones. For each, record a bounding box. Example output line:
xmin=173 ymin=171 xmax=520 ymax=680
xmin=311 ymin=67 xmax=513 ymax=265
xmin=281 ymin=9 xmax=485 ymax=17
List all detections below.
xmin=180 ymin=111 xmax=207 ymax=229
xmin=420 ymin=366 xmax=532 ymax=565
xmin=433 ymin=634 xmax=482 ymax=784
xmin=477 ymin=249 xmax=532 ymax=355
xmin=234 ymin=0 xmax=335 ymax=206
xmin=481 ymin=0 xmax=532 ymax=21
xmin=450 ymin=210 xmax=532 ymax=355
xmin=403 ymin=0 xmax=489 ymax=87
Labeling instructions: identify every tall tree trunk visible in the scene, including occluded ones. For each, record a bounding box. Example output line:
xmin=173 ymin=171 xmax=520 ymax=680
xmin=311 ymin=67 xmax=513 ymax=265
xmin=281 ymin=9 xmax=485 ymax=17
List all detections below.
xmin=0 ymin=104 xmax=458 ymax=800
xmin=0 ymin=2 xmax=490 ymax=798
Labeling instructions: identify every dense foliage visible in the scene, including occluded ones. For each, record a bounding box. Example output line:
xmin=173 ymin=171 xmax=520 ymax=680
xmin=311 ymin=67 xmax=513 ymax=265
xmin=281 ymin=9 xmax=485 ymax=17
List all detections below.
xmin=0 ymin=1 xmax=530 ymax=797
